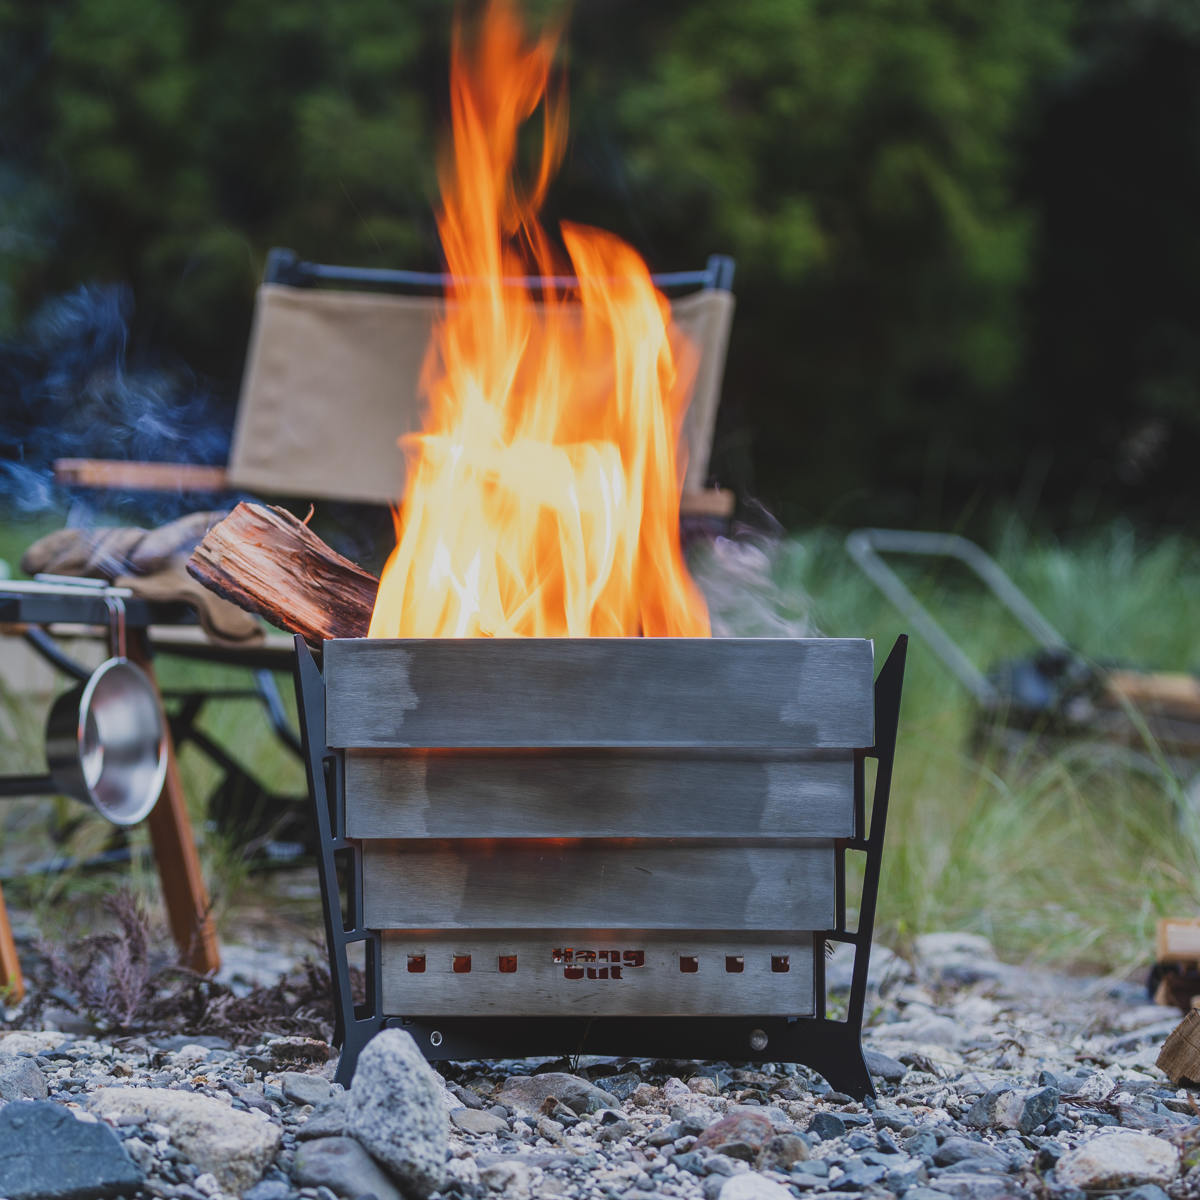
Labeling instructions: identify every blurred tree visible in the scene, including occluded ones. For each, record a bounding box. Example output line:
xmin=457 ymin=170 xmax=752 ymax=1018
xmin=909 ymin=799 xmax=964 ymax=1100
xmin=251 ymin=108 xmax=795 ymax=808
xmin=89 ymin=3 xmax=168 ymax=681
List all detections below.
xmin=0 ymin=0 xmax=451 ymax=383
xmin=1022 ymin=0 xmax=1200 ymax=526
xmin=5 ymin=0 xmax=1196 ymax=528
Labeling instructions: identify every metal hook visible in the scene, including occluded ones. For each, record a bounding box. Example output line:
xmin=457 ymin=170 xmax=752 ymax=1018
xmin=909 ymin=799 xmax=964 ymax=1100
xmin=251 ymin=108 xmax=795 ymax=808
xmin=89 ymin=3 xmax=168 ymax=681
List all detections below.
xmin=104 ymin=592 xmax=127 ymax=660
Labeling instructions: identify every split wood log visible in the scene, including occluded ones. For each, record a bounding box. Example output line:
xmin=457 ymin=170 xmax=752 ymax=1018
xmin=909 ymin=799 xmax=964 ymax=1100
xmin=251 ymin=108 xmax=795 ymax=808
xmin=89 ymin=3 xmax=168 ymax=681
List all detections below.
xmin=1157 ymin=1008 xmax=1200 ymax=1084
xmin=186 ymin=502 xmax=377 ymax=644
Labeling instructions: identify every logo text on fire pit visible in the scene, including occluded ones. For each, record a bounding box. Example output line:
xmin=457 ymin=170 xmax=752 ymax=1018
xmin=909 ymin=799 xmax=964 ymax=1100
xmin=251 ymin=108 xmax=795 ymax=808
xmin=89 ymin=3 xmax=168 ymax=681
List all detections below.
xmin=553 ymin=949 xmax=645 ymax=980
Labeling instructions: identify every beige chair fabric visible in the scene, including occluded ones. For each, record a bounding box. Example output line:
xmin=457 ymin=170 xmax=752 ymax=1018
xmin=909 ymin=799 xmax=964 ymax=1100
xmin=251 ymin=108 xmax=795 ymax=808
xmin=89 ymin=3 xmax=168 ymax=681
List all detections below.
xmin=229 ymin=282 xmax=734 ymax=505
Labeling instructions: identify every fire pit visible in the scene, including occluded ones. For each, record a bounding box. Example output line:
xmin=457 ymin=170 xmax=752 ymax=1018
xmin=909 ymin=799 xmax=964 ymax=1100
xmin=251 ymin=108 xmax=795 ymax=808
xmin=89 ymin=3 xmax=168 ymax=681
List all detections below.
xmin=294 ymin=633 xmax=906 ymax=1098
xmin=181 ymin=0 xmax=911 ymax=1099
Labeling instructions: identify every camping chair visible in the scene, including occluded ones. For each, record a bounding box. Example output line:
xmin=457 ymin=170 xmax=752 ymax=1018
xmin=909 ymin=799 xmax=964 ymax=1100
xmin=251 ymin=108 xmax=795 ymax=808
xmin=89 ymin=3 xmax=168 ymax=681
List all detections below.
xmin=49 ymin=247 xmax=738 ymax=852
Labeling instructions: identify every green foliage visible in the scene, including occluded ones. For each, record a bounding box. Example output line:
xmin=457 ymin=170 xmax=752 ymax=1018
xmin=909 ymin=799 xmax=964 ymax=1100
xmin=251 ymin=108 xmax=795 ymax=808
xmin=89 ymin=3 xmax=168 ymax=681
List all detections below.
xmin=693 ymin=522 xmax=1200 ymax=969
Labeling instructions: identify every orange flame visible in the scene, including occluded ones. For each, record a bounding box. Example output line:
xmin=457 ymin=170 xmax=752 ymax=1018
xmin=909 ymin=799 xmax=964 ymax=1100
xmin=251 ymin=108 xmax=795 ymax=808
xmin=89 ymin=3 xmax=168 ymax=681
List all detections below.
xmin=368 ymin=0 xmax=710 ymax=638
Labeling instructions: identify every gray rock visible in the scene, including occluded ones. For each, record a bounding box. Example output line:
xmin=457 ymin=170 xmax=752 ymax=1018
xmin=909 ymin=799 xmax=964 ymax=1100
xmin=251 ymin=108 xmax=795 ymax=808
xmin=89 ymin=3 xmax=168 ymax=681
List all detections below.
xmin=864 ymin=1049 xmax=907 ymax=1084
xmin=933 ymin=1137 xmax=1003 ymax=1168
xmin=757 ymin=1133 xmax=809 ymax=1171
xmin=291 ymin=1136 xmax=403 ymax=1200
xmin=450 ymin=1108 xmax=509 ymax=1135
xmin=1054 ymin=1131 xmax=1179 ymax=1191
xmin=717 ymin=1175 xmax=795 ymax=1200
xmin=0 ymin=1100 xmax=144 ymax=1200
xmin=479 ymin=1159 xmax=534 ymax=1196
xmin=297 ymin=1094 xmax=349 ymax=1140
xmin=87 ymin=1086 xmax=281 ymax=1194
xmin=0 ymin=1057 xmax=48 ymax=1103
xmin=967 ymin=1085 xmax=1058 ymax=1134
xmin=496 ymin=1071 xmax=620 ymax=1116
xmin=924 ymin=1174 xmax=1015 ymax=1198
xmin=280 ymin=1071 xmax=332 ymax=1107
xmin=592 ymin=1072 xmax=643 ymax=1101
xmin=243 ymin=1182 xmax=292 ymax=1200
xmin=831 ymin=1162 xmax=889 ymax=1190
xmin=1125 ymin=1187 xmax=1171 ymax=1200
xmin=886 ymin=1159 xmax=929 ymax=1191
xmin=346 ymin=1029 xmax=448 ymax=1199
xmin=672 ymin=1151 xmax=708 ymax=1175
xmin=807 ymin=1112 xmax=846 ymax=1141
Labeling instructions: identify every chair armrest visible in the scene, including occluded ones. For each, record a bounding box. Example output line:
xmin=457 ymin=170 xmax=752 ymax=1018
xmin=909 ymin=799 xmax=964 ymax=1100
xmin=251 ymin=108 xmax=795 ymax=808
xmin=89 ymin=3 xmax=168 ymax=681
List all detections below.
xmin=53 ymin=459 xmax=230 ymax=491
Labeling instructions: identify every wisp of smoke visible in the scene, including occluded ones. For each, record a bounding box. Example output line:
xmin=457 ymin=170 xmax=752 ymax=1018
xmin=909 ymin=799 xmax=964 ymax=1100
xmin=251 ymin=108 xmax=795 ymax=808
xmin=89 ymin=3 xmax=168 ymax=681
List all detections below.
xmin=0 ymin=284 xmax=231 ymax=519
xmin=691 ymin=535 xmax=818 ymax=638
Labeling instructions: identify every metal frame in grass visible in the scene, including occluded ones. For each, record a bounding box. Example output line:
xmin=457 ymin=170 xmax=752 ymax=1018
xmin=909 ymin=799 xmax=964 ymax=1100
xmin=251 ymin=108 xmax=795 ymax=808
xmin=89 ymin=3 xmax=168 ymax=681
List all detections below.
xmin=293 ymin=634 xmax=906 ymax=1098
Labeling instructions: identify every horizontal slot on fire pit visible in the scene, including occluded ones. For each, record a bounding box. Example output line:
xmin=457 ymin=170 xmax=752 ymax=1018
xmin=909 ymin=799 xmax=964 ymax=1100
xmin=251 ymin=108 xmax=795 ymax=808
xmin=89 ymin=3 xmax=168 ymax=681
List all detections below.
xmin=361 ymin=839 xmax=837 ymax=931
xmin=344 ymin=751 xmax=855 ymax=840
xmin=379 ymin=932 xmax=816 ymax=1017
xmin=324 ymin=638 xmax=874 ymax=750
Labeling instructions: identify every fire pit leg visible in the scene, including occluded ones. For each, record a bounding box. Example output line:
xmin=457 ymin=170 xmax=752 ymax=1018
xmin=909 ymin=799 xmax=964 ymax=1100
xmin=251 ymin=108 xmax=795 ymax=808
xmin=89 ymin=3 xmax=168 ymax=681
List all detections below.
xmin=294 ymin=638 xmax=383 ymax=1085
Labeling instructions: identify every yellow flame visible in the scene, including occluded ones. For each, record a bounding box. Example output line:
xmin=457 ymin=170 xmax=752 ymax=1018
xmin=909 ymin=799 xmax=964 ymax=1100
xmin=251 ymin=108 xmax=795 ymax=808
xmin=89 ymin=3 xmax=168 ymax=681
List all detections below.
xmin=369 ymin=0 xmax=709 ymax=638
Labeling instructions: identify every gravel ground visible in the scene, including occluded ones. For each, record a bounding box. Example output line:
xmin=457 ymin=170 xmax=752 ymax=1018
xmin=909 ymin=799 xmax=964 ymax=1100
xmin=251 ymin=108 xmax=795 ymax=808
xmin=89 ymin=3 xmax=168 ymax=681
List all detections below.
xmin=0 ymin=930 xmax=1197 ymax=1200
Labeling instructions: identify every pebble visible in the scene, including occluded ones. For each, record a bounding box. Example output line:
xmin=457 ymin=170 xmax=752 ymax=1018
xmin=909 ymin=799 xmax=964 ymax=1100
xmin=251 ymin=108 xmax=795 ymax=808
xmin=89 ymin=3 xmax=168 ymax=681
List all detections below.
xmin=291 ymin=1135 xmax=404 ymax=1200
xmin=496 ymin=1071 xmax=621 ymax=1116
xmin=87 ymin=1086 xmax=282 ymax=1194
xmin=451 ymin=1107 xmax=509 ymax=1135
xmin=279 ymin=1071 xmax=332 ymax=1107
xmin=0 ymin=1100 xmax=144 ymax=1200
xmin=0 ymin=931 xmax=1191 ymax=1200
xmin=1054 ymin=1129 xmax=1180 ymax=1190
xmin=0 ymin=1055 xmax=49 ymax=1102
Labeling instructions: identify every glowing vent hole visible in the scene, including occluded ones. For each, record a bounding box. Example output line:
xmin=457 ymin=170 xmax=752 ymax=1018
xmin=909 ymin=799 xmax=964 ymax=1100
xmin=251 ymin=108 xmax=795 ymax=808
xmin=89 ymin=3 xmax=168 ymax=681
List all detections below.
xmin=453 ymin=955 xmax=472 ymax=974
xmin=679 ymin=956 xmax=699 ymax=974
xmin=407 ymin=954 xmax=426 ymax=974
xmin=771 ymin=955 xmax=790 ymax=973
xmin=498 ymin=955 xmax=518 ymax=974
xmin=725 ymin=956 xmax=744 ymax=973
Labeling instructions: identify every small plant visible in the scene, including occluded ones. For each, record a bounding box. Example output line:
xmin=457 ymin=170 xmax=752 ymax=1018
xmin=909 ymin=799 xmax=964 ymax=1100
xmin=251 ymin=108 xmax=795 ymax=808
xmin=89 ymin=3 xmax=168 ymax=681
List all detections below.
xmin=36 ymin=889 xmax=162 ymax=1032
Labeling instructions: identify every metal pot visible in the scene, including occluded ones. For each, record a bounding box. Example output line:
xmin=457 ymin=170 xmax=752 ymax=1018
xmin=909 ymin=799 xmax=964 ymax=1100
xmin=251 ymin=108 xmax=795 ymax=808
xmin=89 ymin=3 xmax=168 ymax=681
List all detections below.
xmin=45 ymin=657 xmax=167 ymax=826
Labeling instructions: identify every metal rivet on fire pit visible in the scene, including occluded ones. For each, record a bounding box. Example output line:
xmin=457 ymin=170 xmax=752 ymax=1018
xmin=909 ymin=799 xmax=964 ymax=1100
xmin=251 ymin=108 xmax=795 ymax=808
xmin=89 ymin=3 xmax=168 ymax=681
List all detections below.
xmin=749 ymin=1029 xmax=769 ymax=1052
xmin=429 ymin=1030 xmax=443 ymax=1047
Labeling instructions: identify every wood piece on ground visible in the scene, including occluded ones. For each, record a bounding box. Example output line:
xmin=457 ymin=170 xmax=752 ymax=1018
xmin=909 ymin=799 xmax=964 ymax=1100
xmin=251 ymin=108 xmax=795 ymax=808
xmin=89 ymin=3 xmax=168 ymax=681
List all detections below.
xmin=186 ymin=502 xmax=378 ymax=644
xmin=1157 ymin=917 xmax=1200 ymax=965
xmin=1157 ymin=1008 xmax=1200 ymax=1083
xmin=54 ymin=459 xmax=231 ymax=491
xmin=0 ymin=884 xmax=24 ymax=1004
xmin=126 ymin=631 xmax=221 ymax=976
xmin=1104 ymin=670 xmax=1200 ymax=721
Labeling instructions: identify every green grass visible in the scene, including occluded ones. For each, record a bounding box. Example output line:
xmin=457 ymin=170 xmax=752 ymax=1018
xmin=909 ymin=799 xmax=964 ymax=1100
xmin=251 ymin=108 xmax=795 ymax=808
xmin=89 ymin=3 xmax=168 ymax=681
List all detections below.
xmin=3 ymin=506 xmax=1200 ymax=979
xmin=695 ymin=522 xmax=1200 ymax=977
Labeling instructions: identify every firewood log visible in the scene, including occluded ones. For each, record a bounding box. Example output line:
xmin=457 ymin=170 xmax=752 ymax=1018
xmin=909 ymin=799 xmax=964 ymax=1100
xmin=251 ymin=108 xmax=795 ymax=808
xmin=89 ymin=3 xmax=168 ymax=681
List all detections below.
xmin=186 ymin=502 xmax=377 ymax=644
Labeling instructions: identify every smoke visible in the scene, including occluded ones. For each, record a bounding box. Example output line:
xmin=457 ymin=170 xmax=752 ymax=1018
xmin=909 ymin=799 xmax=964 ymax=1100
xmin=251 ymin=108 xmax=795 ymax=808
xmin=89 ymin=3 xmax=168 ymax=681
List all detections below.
xmin=691 ymin=533 xmax=819 ymax=638
xmin=0 ymin=284 xmax=231 ymax=519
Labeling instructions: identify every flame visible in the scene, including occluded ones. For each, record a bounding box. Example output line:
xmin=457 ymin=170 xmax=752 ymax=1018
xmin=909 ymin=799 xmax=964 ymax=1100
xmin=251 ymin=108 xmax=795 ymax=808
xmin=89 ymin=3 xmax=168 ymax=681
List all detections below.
xmin=368 ymin=0 xmax=710 ymax=639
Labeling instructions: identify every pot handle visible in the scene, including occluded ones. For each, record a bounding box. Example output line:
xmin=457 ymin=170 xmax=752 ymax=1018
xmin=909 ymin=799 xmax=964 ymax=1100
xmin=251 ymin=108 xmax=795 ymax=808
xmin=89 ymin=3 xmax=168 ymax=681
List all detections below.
xmin=105 ymin=591 xmax=126 ymax=659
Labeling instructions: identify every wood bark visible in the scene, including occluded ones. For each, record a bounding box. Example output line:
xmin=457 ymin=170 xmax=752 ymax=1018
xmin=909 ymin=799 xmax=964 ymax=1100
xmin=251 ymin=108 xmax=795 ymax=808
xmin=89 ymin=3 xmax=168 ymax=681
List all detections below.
xmin=186 ymin=502 xmax=377 ymax=644
xmin=1157 ymin=1008 xmax=1200 ymax=1083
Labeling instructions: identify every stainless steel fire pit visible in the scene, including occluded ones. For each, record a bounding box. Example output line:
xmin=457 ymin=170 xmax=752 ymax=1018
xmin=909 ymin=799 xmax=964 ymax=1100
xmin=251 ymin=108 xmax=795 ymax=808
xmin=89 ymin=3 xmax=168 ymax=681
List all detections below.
xmin=294 ymin=634 xmax=906 ymax=1097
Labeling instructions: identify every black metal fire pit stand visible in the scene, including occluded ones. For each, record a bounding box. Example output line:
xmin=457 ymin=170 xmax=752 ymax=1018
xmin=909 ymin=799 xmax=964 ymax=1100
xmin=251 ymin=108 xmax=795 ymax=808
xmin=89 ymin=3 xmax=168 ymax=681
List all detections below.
xmin=294 ymin=635 xmax=906 ymax=1097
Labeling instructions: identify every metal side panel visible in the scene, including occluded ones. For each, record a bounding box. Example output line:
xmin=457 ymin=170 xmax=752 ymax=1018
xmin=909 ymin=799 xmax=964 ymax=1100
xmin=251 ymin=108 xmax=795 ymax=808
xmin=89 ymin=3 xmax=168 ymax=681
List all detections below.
xmin=344 ymin=750 xmax=855 ymax=840
xmin=324 ymin=637 xmax=874 ymax=750
xmin=380 ymin=931 xmax=815 ymax=1017
xmin=361 ymin=840 xmax=836 ymax=931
